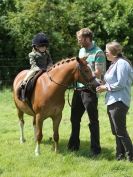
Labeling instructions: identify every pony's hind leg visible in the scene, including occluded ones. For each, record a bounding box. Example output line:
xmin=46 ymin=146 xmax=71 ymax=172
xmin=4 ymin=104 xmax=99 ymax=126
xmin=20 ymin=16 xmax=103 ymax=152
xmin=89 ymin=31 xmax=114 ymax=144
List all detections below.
xmin=18 ymin=109 xmax=26 ymax=143
xmin=52 ymin=113 xmax=62 ymax=153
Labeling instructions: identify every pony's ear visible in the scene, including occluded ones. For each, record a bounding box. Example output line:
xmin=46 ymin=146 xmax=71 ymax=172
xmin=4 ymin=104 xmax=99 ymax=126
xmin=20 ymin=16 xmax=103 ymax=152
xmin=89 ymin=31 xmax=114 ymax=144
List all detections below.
xmin=82 ymin=56 xmax=88 ymax=60
xmin=80 ymin=54 xmax=89 ymax=60
xmin=76 ymin=56 xmax=80 ymax=62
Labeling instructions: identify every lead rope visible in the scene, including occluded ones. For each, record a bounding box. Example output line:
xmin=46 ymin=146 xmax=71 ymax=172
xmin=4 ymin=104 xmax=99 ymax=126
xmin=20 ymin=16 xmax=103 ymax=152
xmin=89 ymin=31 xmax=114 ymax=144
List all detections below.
xmin=67 ymin=82 xmax=76 ymax=107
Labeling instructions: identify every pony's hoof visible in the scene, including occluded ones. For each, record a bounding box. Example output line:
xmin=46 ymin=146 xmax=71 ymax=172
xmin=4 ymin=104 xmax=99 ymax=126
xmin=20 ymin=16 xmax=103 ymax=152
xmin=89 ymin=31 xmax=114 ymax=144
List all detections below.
xmin=20 ymin=138 xmax=26 ymax=144
xmin=35 ymin=146 xmax=40 ymax=156
xmin=51 ymin=143 xmax=59 ymax=153
xmin=55 ymin=149 xmax=59 ymax=153
xmin=35 ymin=151 xmax=40 ymax=156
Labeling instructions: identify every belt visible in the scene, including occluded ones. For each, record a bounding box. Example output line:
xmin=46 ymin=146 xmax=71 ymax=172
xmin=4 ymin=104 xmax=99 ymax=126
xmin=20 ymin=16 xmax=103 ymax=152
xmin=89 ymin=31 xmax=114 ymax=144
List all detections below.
xmin=75 ymin=88 xmax=94 ymax=93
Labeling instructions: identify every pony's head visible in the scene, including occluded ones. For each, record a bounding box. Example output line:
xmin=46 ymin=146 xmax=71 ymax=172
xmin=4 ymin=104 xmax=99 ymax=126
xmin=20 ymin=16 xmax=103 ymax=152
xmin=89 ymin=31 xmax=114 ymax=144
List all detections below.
xmin=75 ymin=57 xmax=101 ymax=88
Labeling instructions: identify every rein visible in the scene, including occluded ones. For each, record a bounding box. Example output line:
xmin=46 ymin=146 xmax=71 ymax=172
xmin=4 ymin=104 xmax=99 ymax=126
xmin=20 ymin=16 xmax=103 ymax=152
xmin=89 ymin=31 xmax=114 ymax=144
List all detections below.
xmin=47 ymin=61 xmax=95 ymax=88
xmin=46 ymin=60 xmax=98 ymax=92
xmin=46 ymin=63 xmax=79 ymax=88
xmin=47 ymin=71 xmax=69 ymax=87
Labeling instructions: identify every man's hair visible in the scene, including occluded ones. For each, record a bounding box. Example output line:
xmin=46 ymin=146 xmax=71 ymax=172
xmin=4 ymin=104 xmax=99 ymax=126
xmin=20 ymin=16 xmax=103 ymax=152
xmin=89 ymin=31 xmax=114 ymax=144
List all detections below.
xmin=76 ymin=28 xmax=93 ymax=41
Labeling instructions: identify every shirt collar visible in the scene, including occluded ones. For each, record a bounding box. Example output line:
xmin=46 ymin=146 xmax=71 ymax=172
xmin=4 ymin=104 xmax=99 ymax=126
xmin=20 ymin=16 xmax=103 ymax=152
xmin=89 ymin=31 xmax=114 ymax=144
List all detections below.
xmin=86 ymin=41 xmax=95 ymax=51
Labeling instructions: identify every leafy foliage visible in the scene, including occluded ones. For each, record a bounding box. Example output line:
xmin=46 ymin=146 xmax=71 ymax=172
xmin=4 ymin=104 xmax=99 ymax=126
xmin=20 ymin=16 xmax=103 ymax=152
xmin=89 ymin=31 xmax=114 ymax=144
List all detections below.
xmin=0 ymin=0 xmax=133 ymax=83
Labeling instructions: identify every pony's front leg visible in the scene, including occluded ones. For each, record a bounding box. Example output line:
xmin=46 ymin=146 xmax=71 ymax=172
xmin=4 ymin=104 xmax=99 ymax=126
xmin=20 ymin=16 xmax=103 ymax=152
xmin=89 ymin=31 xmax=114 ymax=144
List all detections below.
xmin=18 ymin=109 xmax=26 ymax=143
xmin=35 ymin=114 xmax=43 ymax=156
xmin=52 ymin=113 xmax=62 ymax=153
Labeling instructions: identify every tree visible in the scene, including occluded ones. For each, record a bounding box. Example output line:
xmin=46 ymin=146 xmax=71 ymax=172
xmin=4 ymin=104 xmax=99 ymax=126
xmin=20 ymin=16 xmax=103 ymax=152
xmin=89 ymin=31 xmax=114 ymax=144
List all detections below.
xmin=0 ymin=0 xmax=133 ymax=85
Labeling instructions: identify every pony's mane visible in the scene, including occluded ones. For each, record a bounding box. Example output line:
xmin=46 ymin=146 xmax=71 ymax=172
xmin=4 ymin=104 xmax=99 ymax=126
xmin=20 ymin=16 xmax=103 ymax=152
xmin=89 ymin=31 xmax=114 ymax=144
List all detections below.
xmin=47 ymin=57 xmax=76 ymax=72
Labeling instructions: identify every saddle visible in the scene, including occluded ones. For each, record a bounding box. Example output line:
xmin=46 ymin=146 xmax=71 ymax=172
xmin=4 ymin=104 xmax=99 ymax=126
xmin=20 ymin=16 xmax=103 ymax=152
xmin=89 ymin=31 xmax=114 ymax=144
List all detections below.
xmin=17 ymin=69 xmax=46 ymax=106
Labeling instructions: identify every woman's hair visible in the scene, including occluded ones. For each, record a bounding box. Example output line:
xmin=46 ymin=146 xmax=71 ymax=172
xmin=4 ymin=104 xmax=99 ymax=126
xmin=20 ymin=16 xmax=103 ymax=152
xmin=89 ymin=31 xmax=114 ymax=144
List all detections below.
xmin=106 ymin=41 xmax=132 ymax=66
xmin=106 ymin=41 xmax=122 ymax=57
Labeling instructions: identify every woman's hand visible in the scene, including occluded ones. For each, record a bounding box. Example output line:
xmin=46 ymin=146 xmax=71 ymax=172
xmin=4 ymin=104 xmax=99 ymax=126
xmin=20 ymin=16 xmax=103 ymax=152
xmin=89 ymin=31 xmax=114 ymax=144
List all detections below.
xmin=96 ymin=85 xmax=107 ymax=93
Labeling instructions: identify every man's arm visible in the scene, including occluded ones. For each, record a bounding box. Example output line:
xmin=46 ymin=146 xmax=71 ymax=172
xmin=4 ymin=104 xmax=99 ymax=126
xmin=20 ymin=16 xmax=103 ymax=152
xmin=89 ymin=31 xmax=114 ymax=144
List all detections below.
xmin=94 ymin=51 xmax=106 ymax=79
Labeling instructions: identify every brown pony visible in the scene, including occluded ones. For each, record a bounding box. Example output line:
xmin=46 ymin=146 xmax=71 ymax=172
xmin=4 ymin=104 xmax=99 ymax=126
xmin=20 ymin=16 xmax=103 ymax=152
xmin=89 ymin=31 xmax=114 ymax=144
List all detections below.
xmin=13 ymin=57 xmax=100 ymax=155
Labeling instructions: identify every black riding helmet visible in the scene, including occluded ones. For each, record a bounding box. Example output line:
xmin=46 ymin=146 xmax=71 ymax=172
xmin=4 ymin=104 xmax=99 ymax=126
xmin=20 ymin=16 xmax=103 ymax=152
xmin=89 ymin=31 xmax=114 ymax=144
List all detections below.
xmin=32 ymin=32 xmax=49 ymax=47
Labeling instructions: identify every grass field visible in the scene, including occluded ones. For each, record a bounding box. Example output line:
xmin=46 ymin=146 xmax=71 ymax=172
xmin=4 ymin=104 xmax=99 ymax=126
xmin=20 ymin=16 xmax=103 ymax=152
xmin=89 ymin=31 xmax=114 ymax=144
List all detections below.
xmin=0 ymin=88 xmax=133 ymax=177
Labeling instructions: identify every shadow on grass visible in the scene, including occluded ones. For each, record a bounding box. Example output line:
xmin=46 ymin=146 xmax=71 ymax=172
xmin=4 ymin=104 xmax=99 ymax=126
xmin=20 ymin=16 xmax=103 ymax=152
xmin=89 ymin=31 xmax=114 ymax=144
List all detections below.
xmin=42 ymin=138 xmax=114 ymax=161
xmin=0 ymin=168 xmax=4 ymax=175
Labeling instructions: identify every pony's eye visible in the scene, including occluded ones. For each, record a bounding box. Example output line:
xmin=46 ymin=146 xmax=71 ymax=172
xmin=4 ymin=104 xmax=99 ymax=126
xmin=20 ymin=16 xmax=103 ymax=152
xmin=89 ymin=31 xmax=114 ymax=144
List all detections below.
xmin=85 ymin=69 xmax=89 ymax=72
xmin=83 ymin=66 xmax=89 ymax=72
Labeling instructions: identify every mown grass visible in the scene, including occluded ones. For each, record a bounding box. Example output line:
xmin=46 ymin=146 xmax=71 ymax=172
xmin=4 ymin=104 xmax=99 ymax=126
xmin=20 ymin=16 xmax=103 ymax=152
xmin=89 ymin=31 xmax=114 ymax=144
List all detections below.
xmin=0 ymin=88 xmax=133 ymax=177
